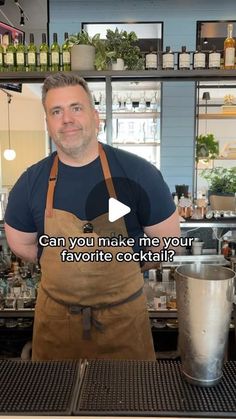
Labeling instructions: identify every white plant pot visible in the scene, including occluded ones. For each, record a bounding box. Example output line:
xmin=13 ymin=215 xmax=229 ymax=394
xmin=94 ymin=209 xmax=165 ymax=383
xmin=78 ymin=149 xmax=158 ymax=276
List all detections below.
xmin=112 ymin=58 xmax=125 ymax=71
xmin=71 ymin=44 xmax=95 ymax=70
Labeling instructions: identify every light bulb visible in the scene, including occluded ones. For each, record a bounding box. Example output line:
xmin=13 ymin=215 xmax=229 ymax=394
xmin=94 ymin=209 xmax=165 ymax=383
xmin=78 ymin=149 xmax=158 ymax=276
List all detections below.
xmin=4 ymin=149 xmax=16 ymax=161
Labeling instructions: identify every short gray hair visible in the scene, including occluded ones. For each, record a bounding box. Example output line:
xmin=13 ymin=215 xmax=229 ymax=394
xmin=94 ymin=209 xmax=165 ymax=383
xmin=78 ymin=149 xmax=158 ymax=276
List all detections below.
xmin=42 ymin=72 xmax=94 ymax=108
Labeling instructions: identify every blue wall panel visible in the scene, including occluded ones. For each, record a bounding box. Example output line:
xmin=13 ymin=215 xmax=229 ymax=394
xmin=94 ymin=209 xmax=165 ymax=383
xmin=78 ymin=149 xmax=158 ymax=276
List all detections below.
xmin=49 ymin=0 xmax=236 ymax=193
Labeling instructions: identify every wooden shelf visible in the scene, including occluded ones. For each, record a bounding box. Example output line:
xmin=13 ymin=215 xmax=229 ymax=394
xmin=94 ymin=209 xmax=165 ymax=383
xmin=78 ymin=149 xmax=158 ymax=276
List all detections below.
xmin=100 ymin=112 xmax=159 ymax=119
xmin=215 ymin=157 xmax=236 ymax=160
xmin=198 ymin=113 xmax=236 ymax=119
xmin=113 ymin=141 xmax=159 ymax=146
xmin=180 ymin=219 xmax=236 ymax=228
xmin=0 ymin=310 xmax=34 ymax=318
xmin=149 ymin=310 xmax=177 ymax=319
xmin=1 ymin=69 xmax=236 ymax=82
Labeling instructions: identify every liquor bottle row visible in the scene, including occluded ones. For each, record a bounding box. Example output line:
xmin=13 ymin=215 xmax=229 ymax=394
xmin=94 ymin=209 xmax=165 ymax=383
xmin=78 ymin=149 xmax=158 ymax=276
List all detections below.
xmin=145 ymin=23 xmax=235 ymax=70
xmin=143 ymin=271 xmax=177 ymax=311
xmin=0 ymin=32 xmax=71 ymax=72
xmin=0 ymin=247 xmax=41 ymax=310
xmin=146 ymin=45 xmax=224 ymax=70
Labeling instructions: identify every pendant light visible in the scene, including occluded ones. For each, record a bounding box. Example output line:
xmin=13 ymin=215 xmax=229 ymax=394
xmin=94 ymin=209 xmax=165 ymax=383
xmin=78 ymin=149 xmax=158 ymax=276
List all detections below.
xmin=3 ymin=91 xmax=16 ymax=161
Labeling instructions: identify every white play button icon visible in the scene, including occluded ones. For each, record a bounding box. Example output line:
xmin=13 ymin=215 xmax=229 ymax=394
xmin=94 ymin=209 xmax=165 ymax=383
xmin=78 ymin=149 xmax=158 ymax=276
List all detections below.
xmin=108 ymin=198 xmax=131 ymax=222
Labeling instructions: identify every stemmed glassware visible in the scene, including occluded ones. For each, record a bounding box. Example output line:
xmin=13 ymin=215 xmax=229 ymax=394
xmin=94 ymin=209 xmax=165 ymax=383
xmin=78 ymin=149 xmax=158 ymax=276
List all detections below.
xmin=138 ymin=92 xmax=146 ymax=112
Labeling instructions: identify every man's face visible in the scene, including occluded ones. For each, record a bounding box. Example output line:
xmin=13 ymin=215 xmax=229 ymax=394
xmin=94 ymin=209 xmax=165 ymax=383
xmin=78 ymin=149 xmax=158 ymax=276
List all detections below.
xmin=44 ymin=85 xmax=99 ymax=157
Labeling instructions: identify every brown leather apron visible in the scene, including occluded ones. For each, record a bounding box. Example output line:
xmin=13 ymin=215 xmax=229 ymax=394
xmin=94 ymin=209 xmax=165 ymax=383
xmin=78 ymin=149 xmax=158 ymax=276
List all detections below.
xmin=32 ymin=143 xmax=155 ymax=361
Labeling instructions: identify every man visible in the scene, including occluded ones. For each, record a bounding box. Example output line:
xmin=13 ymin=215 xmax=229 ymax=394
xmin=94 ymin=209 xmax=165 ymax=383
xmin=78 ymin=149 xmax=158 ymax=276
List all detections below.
xmin=5 ymin=73 xmax=180 ymax=361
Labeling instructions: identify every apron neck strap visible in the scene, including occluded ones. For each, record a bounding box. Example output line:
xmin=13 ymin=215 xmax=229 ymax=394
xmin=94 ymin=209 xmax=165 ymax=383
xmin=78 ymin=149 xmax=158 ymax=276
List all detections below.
xmin=45 ymin=144 xmax=117 ymax=218
xmin=98 ymin=143 xmax=117 ymax=199
xmin=46 ymin=154 xmax=58 ymax=217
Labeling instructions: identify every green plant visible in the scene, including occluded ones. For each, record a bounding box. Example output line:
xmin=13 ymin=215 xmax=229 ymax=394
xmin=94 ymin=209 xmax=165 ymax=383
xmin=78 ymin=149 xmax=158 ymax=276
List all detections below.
xmin=196 ymin=133 xmax=219 ymax=163
xmin=93 ymin=37 xmax=109 ymax=70
xmin=106 ymin=28 xmax=144 ymax=70
xmin=67 ymin=28 xmax=145 ymax=71
xmin=201 ymin=167 xmax=236 ymax=194
xmin=68 ymin=30 xmax=99 ymax=46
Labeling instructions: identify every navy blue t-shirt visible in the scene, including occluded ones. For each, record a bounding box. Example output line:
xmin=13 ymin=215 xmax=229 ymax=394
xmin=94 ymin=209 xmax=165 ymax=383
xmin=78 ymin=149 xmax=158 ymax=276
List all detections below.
xmin=5 ymin=144 xmax=175 ymax=254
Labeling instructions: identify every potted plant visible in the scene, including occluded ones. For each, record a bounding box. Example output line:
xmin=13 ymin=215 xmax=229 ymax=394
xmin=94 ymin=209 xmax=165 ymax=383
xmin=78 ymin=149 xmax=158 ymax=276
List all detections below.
xmin=196 ymin=133 xmax=219 ymax=163
xmin=201 ymin=167 xmax=236 ymax=210
xmin=68 ymin=30 xmax=100 ymax=70
xmin=105 ymin=28 xmax=144 ymax=70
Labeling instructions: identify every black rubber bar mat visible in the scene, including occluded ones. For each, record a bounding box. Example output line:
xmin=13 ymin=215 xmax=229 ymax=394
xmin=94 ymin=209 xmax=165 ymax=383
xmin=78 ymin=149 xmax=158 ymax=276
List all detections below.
xmin=75 ymin=359 xmax=236 ymax=417
xmin=0 ymin=359 xmax=80 ymax=415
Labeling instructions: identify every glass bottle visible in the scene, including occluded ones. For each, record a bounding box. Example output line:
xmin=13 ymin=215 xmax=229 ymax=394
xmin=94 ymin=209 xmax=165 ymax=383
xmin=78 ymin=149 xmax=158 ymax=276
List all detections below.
xmin=0 ymin=245 xmax=8 ymax=273
xmin=12 ymin=265 xmax=23 ymax=299
xmin=154 ymin=282 xmax=167 ymax=310
xmin=25 ymin=269 xmax=36 ymax=299
xmin=138 ymin=92 xmax=146 ymax=112
xmin=125 ymin=94 xmax=133 ymax=111
xmin=162 ymin=46 xmax=174 ymax=70
xmin=6 ymin=33 xmax=16 ymax=71
xmin=62 ymin=32 xmax=71 ymax=71
xmin=11 ymin=253 xmax=20 ymax=274
xmin=149 ymin=92 xmax=158 ymax=111
xmin=224 ymin=23 xmax=235 ymax=69
xmin=193 ymin=45 xmax=206 ymax=70
xmin=31 ymin=263 xmax=41 ymax=297
xmin=39 ymin=33 xmax=49 ymax=72
xmin=27 ymin=33 xmax=37 ymax=71
xmin=112 ymin=93 xmax=119 ymax=112
xmin=16 ymin=33 xmax=25 ymax=71
xmin=143 ymin=277 xmax=155 ymax=309
xmin=0 ymin=42 xmax=4 ymax=71
xmin=178 ymin=46 xmax=191 ymax=70
xmin=145 ymin=46 xmax=157 ymax=70
xmin=0 ymin=272 xmax=7 ymax=298
xmin=208 ymin=45 xmax=221 ymax=69
xmin=50 ymin=32 xmax=60 ymax=71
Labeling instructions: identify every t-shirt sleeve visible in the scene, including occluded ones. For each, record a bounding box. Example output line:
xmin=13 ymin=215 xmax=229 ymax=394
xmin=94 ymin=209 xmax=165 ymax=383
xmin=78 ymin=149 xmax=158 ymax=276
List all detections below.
xmin=136 ymin=160 xmax=176 ymax=227
xmin=5 ymin=171 xmax=37 ymax=232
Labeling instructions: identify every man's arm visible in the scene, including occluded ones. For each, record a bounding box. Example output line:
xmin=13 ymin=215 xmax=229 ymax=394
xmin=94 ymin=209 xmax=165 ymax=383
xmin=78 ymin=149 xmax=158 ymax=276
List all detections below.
xmin=4 ymin=222 xmax=38 ymax=263
xmin=141 ymin=209 xmax=180 ymax=272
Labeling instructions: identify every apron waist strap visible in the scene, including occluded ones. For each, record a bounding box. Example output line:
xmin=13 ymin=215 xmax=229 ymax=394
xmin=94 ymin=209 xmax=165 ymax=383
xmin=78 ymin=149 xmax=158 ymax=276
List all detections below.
xmin=40 ymin=285 xmax=143 ymax=339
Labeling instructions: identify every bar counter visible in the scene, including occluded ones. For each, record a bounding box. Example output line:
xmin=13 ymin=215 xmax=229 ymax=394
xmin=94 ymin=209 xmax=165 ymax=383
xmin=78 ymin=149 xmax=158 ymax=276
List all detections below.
xmin=0 ymin=359 xmax=235 ymax=418
xmin=0 ymin=416 xmax=226 ymax=419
